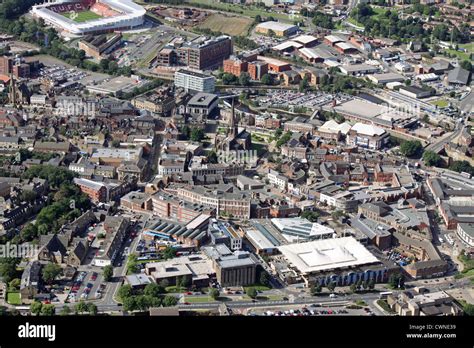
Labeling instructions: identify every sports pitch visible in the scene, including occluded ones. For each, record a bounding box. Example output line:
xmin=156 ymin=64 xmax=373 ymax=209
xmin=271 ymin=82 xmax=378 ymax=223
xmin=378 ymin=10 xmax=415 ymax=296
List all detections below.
xmin=61 ymin=10 xmax=103 ymax=22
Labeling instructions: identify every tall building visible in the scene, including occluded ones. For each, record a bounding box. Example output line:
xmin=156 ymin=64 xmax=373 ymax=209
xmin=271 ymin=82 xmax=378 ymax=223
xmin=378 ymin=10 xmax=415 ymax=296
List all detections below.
xmin=174 ymin=69 xmax=215 ymax=93
xmin=177 ymin=36 xmax=232 ymax=70
xmin=0 ymin=56 xmax=12 ymax=75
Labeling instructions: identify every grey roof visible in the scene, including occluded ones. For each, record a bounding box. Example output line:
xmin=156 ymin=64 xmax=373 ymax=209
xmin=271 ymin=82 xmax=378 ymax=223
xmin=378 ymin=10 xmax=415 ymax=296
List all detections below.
xmin=187 ymin=93 xmax=218 ymax=107
xmin=447 ymin=67 xmax=470 ymax=85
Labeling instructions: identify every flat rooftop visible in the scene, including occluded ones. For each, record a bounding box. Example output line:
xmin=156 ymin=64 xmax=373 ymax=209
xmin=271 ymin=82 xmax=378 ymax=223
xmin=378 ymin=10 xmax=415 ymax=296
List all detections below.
xmin=278 ymin=237 xmax=379 ymax=274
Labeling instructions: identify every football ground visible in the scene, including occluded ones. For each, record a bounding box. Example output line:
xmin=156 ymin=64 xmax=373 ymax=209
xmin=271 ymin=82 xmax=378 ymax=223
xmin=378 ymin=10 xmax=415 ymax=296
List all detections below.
xmin=61 ymin=10 xmax=103 ymax=22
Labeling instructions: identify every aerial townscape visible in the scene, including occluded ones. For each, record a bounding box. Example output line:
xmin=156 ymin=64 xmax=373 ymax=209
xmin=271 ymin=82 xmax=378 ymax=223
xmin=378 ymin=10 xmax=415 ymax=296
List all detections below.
xmin=0 ymin=0 xmax=472 ymax=325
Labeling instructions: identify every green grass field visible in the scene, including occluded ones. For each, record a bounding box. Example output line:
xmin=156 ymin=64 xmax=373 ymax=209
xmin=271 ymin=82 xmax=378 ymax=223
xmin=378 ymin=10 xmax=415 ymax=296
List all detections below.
xmin=430 ymin=99 xmax=449 ymax=108
xmin=197 ymin=13 xmax=253 ymax=36
xmin=62 ymin=10 xmax=103 ymax=23
xmin=7 ymin=292 xmax=21 ymax=305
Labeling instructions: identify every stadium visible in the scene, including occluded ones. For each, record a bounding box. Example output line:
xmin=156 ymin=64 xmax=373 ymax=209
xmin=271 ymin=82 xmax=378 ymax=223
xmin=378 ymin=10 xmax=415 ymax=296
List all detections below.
xmin=30 ymin=0 xmax=146 ymax=36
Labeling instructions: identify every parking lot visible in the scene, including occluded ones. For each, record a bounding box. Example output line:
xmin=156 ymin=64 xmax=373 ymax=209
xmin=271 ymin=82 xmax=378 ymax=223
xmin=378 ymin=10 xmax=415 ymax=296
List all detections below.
xmin=66 ymin=270 xmax=106 ymax=303
xmin=248 ymin=303 xmax=372 ymax=316
xmin=258 ymin=90 xmax=352 ymax=109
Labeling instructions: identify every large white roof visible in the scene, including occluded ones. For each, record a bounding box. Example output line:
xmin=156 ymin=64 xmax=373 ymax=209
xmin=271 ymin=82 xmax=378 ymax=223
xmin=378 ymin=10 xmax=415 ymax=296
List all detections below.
xmin=319 ymin=120 xmax=351 ymax=135
xmin=256 ymin=21 xmax=297 ymax=32
xmin=273 ymin=41 xmax=303 ymax=51
xmin=293 ymin=34 xmax=318 ymax=45
xmin=278 ymin=237 xmax=379 ymax=274
xmin=350 ymin=122 xmax=386 ymax=136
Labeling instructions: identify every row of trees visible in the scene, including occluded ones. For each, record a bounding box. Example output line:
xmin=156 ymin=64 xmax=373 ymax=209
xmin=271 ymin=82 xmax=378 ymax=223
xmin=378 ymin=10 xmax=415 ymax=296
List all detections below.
xmin=31 ymin=301 xmax=98 ymax=316
xmin=118 ymin=283 xmax=178 ymax=312
xmin=351 ymin=3 xmax=469 ymax=43
xmin=300 ymin=9 xmax=334 ymax=29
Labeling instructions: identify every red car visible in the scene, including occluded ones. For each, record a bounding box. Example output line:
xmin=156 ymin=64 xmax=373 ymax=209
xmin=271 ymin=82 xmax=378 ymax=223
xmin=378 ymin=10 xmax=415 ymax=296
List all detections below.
xmin=184 ymin=302 xmax=190 ymax=305
xmin=91 ymin=272 xmax=98 ymax=281
xmin=186 ymin=292 xmax=192 ymax=295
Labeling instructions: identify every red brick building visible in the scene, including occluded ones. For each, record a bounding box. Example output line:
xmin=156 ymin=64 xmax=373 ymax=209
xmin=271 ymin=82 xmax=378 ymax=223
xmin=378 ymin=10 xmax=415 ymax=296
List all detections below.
xmin=223 ymin=58 xmax=248 ymax=77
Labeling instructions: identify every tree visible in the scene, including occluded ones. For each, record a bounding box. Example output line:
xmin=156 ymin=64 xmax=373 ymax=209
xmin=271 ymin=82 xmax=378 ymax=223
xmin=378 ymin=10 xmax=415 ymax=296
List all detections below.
xmin=464 ymin=304 xmax=474 ymax=316
xmin=400 ymin=140 xmax=423 ymax=158
xmin=42 ymin=263 xmax=62 ymax=284
xmin=362 ymin=280 xmax=369 ymax=290
xmin=207 ymin=150 xmax=218 ymax=164
xmin=301 ymin=210 xmax=320 ymax=222
xmin=87 ymin=303 xmax=97 ymax=315
xmin=30 ymin=301 xmax=42 ymax=315
xmin=123 ymin=296 xmax=137 ymax=312
xmin=75 ymin=301 xmax=88 ymax=314
xmin=310 ymin=284 xmax=322 ymax=295
xmin=259 ymin=271 xmax=270 ymax=287
xmin=0 ymin=258 xmax=19 ymax=283
xmin=20 ymin=223 xmax=38 ymax=242
xmin=103 ymin=265 xmax=113 ymax=282
xmin=159 ymin=279 xmax=169 ymax=289
xmin=299 ymin=76 xmax=309 ymax=92
xmin=8 ymin=278 xmax=20 ymax=290
xmin=327 ymin=282 xmax=336 ymax=293
xmin=162 ymin=246 xmax=176 ymax=260
xmin=239 ymin=72 xmax=251 ymax=86
xmin=350 ymin=283 xmax=358 ymax=293
xmin=246 ymin=287 xmax=258 ymax=299
xmin=144 ymin=283 xmax=161 ymax=298
xmin=209 ymin=288 xmax=220 ymax=300
xmin=41 ymin=304 xmax=55 ymax=316
xmin=449 ymin=161 xmax=474 ymax=176
xmin=368 ymin=278 xmax=375 ymax=290
xmin=111 ymin=139 xmax=121 ymax=148
xmin=261 ymin=74 xmax=272 ymax=85
xmin=388 ymin=273 xmax=404 ymax=289
xmin=460 ymin=60 xmax=472 ymax=73
xmin=190 ymin=128 xmax=205 ymax=142
xmin=60 ymin=305 xmax=71 ymax=316
xmin=162 ymin=295 xmax=178 ymax=307
xmin=20 ymin=190 xmax=37 ymax=203
xmin=423 ymin=150 xmax=441 ymax=167
xmin=118 ymin=284 xmax=133 ymax=301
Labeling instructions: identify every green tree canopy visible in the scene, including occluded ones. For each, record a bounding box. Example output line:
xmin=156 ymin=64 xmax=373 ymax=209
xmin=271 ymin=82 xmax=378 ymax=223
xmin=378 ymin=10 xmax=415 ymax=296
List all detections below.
xmin=42 ymin=263 xmax=62 ymax=284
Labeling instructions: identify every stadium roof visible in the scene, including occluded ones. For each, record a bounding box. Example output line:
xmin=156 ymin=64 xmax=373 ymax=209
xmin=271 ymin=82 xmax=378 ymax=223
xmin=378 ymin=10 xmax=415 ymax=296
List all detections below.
xmin=277 ymin=237 xmax=379 ymax=274
xmin=31 ymin=0 xmax=146 ymax=35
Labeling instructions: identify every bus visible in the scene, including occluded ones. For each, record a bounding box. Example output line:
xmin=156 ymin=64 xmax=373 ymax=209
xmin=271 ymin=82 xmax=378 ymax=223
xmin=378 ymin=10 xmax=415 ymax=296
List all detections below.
xmin=379 ymin=291 xmax=393 ymax=299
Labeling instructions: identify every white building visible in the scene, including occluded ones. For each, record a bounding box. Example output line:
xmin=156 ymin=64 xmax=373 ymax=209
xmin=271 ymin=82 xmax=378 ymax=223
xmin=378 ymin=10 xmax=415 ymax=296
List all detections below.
xmin=271 ymin=218 xmax=335 ymax=242
xmin=267 ymin=169 xmax=288 ymax=191
xmin=457 ymin=223 xmax=474 ymax=248
xmin=346 ymin=122 xmax=389 ymax=150
xmin=174 ymin=69 xmax=215 ymax=93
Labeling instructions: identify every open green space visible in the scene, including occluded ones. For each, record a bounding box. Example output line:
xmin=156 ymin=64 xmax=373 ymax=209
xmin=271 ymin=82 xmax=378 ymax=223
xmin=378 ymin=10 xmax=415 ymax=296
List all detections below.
xmin=244 ymin=284 xmax=271 ymax=292
xmin=184 ymin=296 xmax=215 ymax=303
xmin=165 ymin=286 xmax=187 ymax=293
xmin=198 ymin=13 xmax=253 ymax=36
xmin=61 ymin=10 xmax=102 ymax=23
xmin=430 ymin=99 xmax=449 ymax=108
xmin=187 ymin=0 xmax=292 ymax=22
xmin=7 ymin=292 xmax=21 ymax=305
